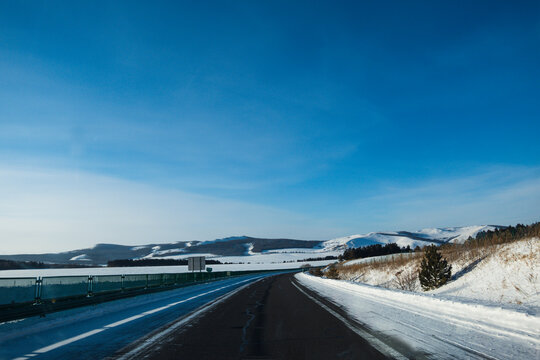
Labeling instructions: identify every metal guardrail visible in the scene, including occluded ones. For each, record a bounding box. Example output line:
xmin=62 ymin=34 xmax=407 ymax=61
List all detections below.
xmin=0 ymin=270 xmax=271 ymax=308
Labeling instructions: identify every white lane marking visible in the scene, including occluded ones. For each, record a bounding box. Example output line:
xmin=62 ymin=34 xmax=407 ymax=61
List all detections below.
xmin=12 ymin=276 xmax=263 ymax=360
xmin=33 ymin=329 xmax=106 ymax=353
xmin=141 ymin=305 xmax=173 ymax=315
xmin=116 ymin=277 xmax=265 ymax=360
xmin=13 ymin=354 xmax=38 ymax=360
xmin=292 ymin=281 xmax=409 ymax=360
xmin=104 ymin=314 xmax=146 ymax=328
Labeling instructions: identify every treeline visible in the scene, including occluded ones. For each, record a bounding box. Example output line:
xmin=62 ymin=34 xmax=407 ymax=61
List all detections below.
xmin=0 ymin=259 xmax=91 ymax=270
xmin=339 ymin=243 xmax=411 ymax=261
xmin=466 ymin=222 xmax=540 ymax=247
xmin=107 ymin=258 xmax=223 ymax=267
xmin=296 ymin=255 xmax=338 ymax=262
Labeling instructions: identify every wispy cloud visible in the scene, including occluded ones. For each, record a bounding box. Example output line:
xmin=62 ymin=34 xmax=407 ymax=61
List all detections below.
xmin=0 ymin=166 xmax=339 ymax=254
xmin=348 ymin=166 xmax=540 ymax=232
xmin=1 ymin=164 xmax=538 ymax=254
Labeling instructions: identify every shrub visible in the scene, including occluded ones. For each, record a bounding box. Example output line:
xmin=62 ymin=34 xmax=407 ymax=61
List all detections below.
xmin=418 ymin=245 xmax=452 ymax=291
xmin=393 ymin=268 xmax=419 ymax=291
xmin=325 ymin=265 xmax=339 ymax=279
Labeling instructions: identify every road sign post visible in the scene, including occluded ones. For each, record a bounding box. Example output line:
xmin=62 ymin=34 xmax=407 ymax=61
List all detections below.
xmin=188 ymin=256 xmax=206 ymax=272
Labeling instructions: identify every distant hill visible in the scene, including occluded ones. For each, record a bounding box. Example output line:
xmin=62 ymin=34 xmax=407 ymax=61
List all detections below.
xmin=0 ymin=237 xmax=322 ymax=266
xmin=320 ymin=225 xmax=503 ymax=252
xmin=0 ymin=226 xmax=504 ymax=266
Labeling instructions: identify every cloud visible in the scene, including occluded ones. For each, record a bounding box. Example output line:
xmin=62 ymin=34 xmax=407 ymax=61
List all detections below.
xmin=349 ymin=166 xmax=540 ymax=231
xmin=0 ymin=167 xmax=338 ymax=254
xmin=1 ymin=164 xmax=539 ymax=255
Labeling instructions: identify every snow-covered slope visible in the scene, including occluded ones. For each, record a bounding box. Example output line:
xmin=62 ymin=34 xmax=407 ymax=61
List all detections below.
xmin=415 ymin=225 xmax=500 ymax=244
xmin=321 ymin=225 xmax=500 ymax=251
xmin=339 ymin=238 xmax=540 ymax=309
xmin=431 ymin=238 xmax=540 ymax=306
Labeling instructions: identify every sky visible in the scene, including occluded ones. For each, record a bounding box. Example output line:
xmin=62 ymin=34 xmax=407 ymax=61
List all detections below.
xmin=0 ymin=1 xmax=539 ymax=254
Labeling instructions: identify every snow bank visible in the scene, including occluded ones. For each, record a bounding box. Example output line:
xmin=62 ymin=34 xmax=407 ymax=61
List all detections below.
xmin=296 ymin=272 xmax=540 ymax=359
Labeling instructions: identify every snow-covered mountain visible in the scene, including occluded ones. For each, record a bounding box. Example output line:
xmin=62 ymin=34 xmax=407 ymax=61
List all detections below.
xmin=320 ymin=225 xmax=501 ymax=251
xmin=0 ymin=225 xmax=503 ymax=266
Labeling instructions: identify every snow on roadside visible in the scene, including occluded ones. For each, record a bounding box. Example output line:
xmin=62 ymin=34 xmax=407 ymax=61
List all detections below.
xmin=296 ymin=272 xmax=540 ymax=359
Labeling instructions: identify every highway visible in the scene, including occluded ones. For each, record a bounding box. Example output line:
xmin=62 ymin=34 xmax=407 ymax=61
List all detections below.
xmin=115 ymin=274 xmax=395 ymax=360
xmin=0 ymin=273 xmax=403 ymax=360
xmin=0 ymin=273 xmax=272 ymax=360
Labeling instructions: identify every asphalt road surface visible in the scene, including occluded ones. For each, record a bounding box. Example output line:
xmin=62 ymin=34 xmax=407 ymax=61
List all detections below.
xmin=115 ymin=274 xmax=389 ymax=360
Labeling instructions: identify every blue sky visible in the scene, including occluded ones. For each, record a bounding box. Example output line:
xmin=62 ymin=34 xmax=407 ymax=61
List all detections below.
xmin=1 ymin=1 xmax=539 ymax=253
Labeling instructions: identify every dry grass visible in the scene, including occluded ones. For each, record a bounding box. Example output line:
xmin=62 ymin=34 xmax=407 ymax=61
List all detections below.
xmin=337 ymin=253 xmax=423 ymax=282
xmin=392 ymin=267 xmax=420 ymax=291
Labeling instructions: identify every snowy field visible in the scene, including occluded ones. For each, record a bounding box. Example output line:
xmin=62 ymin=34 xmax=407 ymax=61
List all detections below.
xmin=0 ymin=260 xmax=333 ymax=278
xmin=296 ymin=272 xmax=540 ymax=359
xmin=214 ymin=249 xmax=340 ymax=264
xmin=152 ymin=248 xmax=342 ymax=264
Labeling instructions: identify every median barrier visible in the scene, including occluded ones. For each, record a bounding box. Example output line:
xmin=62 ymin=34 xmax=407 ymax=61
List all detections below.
xmin=0 ymin=269 xmax=284 ymax=320
xmin=91 ymin=275 xmax=123 ymax=294
xmin=0 ymin=278 xmax=36 ymax=306
xmin=40 ymin=276 xmax=88 ymax=301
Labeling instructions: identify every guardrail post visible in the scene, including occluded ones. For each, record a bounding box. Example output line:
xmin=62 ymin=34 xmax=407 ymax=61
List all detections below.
xmin=121 ymin=275 xmax=125 ymax=291
xmin=34 ymin=277 xmax=42 ymax=305
xmin=87 ymin=276 xmax=93 ymax=297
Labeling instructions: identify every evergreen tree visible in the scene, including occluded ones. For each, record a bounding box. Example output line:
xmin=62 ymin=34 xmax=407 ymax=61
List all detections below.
xmin=418 ymin=245 xmax=452 ymax=291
